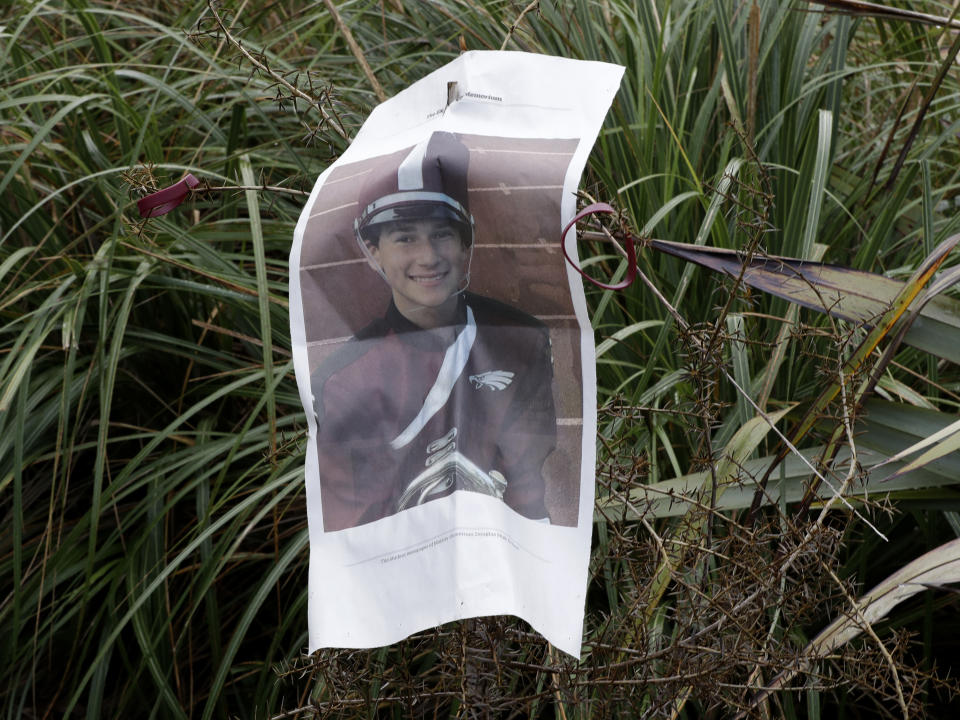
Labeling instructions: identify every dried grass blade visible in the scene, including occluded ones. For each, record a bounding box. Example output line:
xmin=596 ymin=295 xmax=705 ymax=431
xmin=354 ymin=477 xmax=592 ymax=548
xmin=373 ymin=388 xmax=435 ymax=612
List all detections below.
xmin=801 ymin=0 xmax=960 ymax=29
xmin=648 ymin=235 xmax=960 ymax=363
xmin=749 ymin=234 xmax=960 ymax=517
xmin=878 ymin=418 xmax=960 ymax=481
xmin=746 ymin=538 xmax=960 ymax=711
xmin=881 ymin=20 xmax=960 ymax=191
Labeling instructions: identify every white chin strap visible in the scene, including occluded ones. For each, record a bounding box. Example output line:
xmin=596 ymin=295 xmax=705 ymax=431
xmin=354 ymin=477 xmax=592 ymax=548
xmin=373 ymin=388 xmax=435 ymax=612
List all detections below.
xmin=390 ymin=306 xmax=476 ymax=450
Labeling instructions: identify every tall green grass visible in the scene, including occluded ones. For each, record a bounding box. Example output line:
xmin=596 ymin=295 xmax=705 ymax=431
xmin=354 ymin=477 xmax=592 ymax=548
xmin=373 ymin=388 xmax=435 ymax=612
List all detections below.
xmin=3 ymin=1 xmax=959 ymax=717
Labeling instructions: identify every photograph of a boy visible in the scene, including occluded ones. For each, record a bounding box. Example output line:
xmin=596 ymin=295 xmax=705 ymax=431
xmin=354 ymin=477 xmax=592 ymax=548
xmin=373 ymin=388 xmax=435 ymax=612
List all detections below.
xmin=309 ymin=132 xmax=558 ymax=532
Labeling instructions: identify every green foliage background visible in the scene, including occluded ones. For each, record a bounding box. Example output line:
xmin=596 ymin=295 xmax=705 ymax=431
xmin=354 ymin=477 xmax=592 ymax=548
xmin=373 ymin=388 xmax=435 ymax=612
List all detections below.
xmin=3 ymin=0 xmax=960 ymax=717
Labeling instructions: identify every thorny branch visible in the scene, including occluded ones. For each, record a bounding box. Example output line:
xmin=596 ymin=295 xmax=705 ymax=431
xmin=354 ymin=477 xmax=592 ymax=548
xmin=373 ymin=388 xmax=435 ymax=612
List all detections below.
xmin=500 ymin=0 xmax=541 ymax=51
xmin=199 ymin=1 xmax=348 ymax=142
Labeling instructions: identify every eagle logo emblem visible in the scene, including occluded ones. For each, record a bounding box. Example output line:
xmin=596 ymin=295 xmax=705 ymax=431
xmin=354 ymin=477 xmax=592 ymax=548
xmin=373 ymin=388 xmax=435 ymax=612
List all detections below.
xmin=469 ymin=370 xmax=514 ymax=391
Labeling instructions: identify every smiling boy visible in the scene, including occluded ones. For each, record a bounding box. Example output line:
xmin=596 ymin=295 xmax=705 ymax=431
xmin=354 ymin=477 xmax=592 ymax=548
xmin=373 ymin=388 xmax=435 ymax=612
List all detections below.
xmin=310 ymin=132 xmax=557 ymax=532
xmin=370 ymin=217 xmax=467 ymax=331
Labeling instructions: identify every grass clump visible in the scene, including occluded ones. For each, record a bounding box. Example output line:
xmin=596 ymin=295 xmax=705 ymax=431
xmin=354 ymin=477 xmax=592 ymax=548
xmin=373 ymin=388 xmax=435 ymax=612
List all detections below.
xmin=3 ymin=1 xmax=960 ymax=718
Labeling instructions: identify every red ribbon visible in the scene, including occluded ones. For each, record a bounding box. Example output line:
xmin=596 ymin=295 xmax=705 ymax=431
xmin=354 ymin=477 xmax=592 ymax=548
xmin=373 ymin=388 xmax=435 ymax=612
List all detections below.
xmin=137 ymin=174 xmax=200 ymax=218
xmin=561 ymin=201 xmax=637 ymax=290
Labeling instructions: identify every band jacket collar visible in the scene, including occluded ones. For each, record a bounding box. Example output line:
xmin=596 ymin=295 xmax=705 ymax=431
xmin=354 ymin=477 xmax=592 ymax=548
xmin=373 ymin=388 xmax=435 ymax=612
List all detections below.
xmin=384 ymin=293 xmax=469 ymax=352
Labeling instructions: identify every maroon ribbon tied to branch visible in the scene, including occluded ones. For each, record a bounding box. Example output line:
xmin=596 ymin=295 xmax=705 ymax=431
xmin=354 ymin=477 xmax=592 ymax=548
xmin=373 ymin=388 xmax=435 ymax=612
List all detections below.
xmin=561 ymin=201 xmax=637 ymax=290
xmin=137 ymin=174 xmax=200 ymax=218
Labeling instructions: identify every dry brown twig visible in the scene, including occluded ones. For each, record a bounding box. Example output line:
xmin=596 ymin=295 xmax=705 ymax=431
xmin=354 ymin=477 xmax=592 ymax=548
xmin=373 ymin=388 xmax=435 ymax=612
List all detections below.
xmin=201 ymin=1 xmax=348 ymax=141
xmin=500 ymin=0 xmax=541 ymax=51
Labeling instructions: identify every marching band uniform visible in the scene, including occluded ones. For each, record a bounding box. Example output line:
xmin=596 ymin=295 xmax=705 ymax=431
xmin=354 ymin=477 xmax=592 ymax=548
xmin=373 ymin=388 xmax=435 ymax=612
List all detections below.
xmin=311 ymin=293 xmax=555 ymax=531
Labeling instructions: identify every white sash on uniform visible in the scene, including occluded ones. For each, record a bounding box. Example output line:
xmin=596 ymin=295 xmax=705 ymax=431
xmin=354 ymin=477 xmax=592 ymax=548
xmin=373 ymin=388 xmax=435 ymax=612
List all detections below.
xmin=389 ymin=306 xmax=476 ymax=450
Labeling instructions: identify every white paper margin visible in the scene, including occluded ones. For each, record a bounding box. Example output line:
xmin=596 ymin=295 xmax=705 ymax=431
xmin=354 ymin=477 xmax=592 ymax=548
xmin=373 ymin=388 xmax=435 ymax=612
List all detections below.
xmin=290 ymin=51 xmax=624 ymax=658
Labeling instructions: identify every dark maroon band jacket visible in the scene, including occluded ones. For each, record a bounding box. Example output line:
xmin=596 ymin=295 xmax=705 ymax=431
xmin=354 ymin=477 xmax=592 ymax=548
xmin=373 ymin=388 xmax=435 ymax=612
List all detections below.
xmin=311 ymin=292 xmax=557 ymax=531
